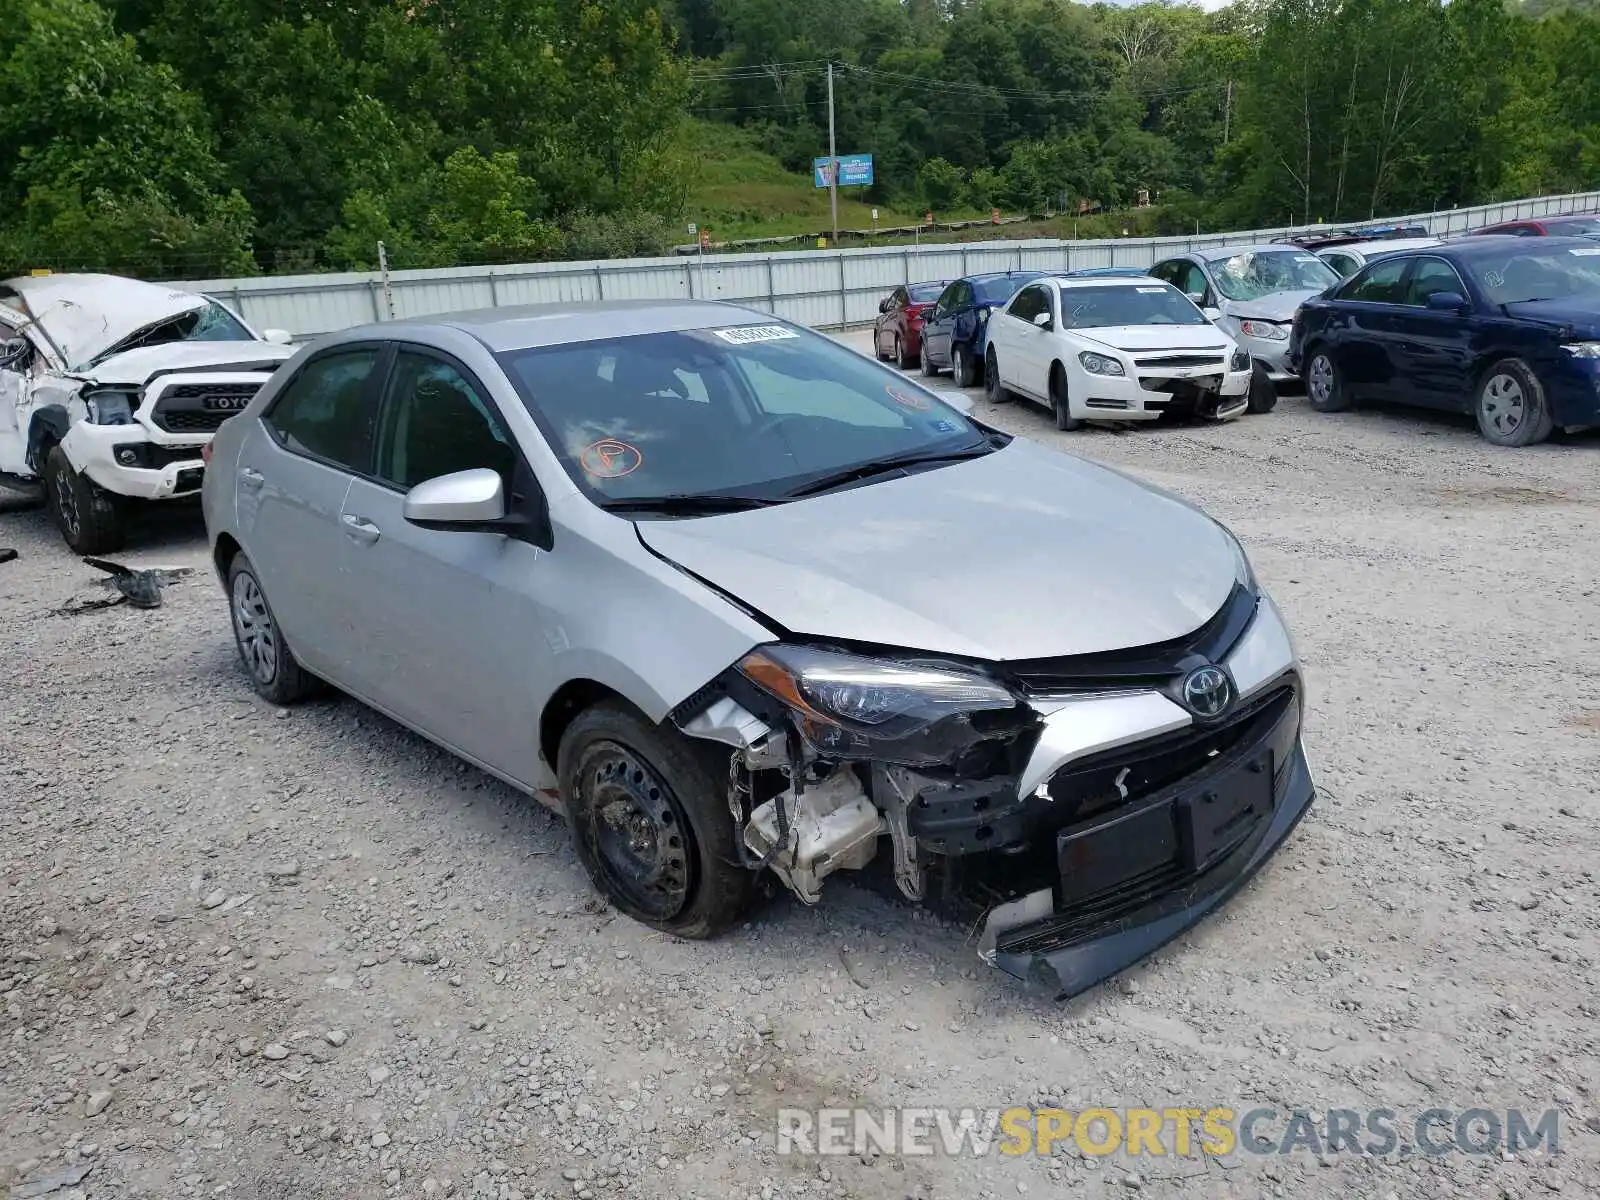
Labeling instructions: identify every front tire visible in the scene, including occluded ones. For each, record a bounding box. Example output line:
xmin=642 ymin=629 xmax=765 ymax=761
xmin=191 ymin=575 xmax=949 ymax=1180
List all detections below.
xmin=227 ymin=553 xmax=320 ymax=704
xmin=1304 ymin=347 xmax=1349 ymax=413
xmin=952 ymin=344 xmax=977 ymax=388
xmin=1475 ymin=358 xmax=1553 ymax=447
xmin=45 ymin=446 xmax=124 ymax=555
xmin=920 ymin=340 xmax=939 ymax=377
xmin=1049 ymin=367 xmax=1084 ymax=431
xmin=1247 ymin=364 xmax=1279 ymax=413
xmin=559 ymin=701 xmax=754 ymax=938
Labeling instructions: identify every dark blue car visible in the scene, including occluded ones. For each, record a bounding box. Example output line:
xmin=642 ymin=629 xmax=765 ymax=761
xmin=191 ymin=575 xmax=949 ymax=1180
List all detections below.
xmin=920 ymin=271 xmax=1047 ymax=386
xmin=1288 ymin=235 xmax=1600 ymax=445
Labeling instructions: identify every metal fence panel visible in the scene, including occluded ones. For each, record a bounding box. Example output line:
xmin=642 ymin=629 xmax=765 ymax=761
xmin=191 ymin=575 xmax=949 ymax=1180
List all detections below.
xmin=172 ymin=190 xmax=1600 ymax=341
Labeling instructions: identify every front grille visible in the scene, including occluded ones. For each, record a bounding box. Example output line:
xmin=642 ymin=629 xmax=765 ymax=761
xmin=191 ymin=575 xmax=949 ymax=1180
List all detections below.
xmin=1041 ymin=685 xmax=1294 ymax=824
xmin=1133 ymin=353 xmax=1226 ymax=370
xmin=150 ymin=381 xmax=262 ymax=434
xmin=1003 ymin=584 xmax=1259 ymax=694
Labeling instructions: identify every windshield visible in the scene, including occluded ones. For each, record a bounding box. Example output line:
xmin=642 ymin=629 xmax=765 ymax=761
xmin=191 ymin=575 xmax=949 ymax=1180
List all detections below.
xmin=974 ymin=275 xmax=1037 ymax=305
xmin=1467 ymin=245 xmax=1600 ymax=305
xmin=1059 ymin=284 xmax=1207 ymax=328
xmin=101 ymin=300 xmax=255 ymax=360
xmin=497 ymin=324 xmax=986 ymax=507
xmin=1207 ymin=250 xmax=1340 ymax=301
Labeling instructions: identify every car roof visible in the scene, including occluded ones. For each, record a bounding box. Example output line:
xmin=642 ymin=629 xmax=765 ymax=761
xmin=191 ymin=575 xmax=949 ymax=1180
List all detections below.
xmin=1411 ymin=233 xmax=1598 ymax=262
xmin=1197 ymin=243 xmax=1309 ymax=262
xmin=1325 ymin=237 xmax=1441 ymax=256
xmin=334 ymin=299 xmax=779 ymax=354
xmin=1050 ymin=276 xmax=1168 ymax=291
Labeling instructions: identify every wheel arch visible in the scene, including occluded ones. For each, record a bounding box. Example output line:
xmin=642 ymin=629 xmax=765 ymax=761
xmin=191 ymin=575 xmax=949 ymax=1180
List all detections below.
xmin=213 ymin=533 xmax=243 ymax=584
xmin=540 ymin=678 xmax=634 ymax=774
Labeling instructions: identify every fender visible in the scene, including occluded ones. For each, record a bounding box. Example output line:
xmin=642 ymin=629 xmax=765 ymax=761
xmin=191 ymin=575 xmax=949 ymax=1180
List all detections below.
xmin=26 ymin=405 xmax=71 ymax=473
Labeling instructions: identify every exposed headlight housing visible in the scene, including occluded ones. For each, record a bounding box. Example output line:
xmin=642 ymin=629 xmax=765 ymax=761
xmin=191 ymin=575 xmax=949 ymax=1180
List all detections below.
xmin=737 ymin=645 xmax=1023 ymax=764
xmin=1229 ymin=346 xmax=1252 ymax=372
xmin=1238 ymin=320 xmax=1288 ymax=341
xmin=1078 ymin=351 xmax=1125 ymax=377
xmin=83 ymin=388 xmax=138 ymax=426
xmin=1561 ymin=341 xmax=1600 ymax=358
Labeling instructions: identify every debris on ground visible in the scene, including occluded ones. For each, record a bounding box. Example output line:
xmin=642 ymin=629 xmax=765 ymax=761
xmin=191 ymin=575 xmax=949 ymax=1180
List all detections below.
xmin=55 ymin=557 xmax=195 ymax=615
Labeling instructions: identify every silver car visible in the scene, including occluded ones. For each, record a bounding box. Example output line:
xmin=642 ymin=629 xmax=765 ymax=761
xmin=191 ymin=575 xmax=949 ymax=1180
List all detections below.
xmin=201 ymin=301 xmax=1315 ymax=997
xmin=1149 ymin=246 xmax=1343 ymax=387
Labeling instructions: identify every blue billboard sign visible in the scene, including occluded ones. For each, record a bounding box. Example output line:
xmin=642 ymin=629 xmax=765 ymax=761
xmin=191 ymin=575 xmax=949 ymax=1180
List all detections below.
xmin=813 ymin=154 xmax=874 ymax=188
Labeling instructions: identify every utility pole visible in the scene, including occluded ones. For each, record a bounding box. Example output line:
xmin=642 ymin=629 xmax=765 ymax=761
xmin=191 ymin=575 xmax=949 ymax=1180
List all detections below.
xmin=827 ymin=62 xmax=839 ymax=246
xmin=1223 ymin=79 xmax=1233 ymax=145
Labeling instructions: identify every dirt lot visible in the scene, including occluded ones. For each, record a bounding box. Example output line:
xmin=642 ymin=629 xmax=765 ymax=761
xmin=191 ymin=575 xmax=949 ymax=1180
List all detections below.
xmin=1 ymin=330 xmax=1597 ymax=1200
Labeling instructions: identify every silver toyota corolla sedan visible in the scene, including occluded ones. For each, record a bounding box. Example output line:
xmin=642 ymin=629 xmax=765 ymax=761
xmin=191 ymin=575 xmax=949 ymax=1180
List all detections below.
xmin=201 ymin=300 xmax=1315 ymax=997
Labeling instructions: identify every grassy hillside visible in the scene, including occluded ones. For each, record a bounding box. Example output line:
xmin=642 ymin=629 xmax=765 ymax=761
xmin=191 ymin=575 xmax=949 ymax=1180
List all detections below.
xmin=681 ymin=121 xmax=988 ymax=242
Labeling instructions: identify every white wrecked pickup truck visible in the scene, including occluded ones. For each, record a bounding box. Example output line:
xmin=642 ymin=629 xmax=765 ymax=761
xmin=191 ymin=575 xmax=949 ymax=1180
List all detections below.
xmin=0 ymin=273 xmax=296 ymax=553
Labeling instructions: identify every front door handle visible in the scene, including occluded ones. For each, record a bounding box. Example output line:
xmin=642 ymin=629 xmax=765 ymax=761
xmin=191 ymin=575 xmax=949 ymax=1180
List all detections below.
xmin=341 ymin=514 xmax=381 ymax=545
xmin=238 ymin=467 xmax=264 ymax=491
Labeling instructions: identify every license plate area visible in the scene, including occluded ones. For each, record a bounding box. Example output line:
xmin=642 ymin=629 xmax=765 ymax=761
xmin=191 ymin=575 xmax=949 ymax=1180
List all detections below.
xmin=1056 ymin=752 xmax=1274 ymax=905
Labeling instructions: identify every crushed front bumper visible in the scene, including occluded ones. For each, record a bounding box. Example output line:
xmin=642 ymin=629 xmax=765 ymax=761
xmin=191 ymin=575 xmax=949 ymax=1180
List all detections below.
xmin=980 ymin=697 xmax=1314 ymax=999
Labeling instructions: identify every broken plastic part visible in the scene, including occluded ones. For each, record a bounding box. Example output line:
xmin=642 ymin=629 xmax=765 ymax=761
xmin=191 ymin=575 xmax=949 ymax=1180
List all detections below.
xmin=871 ymin=765 xmax=926 ymax=902
xmin=742 ymin=771 xmax=884 ymax=905
xmin=976 ymin=887 xmax=1055 ymax=964
xmin=680 ymin=696 xmax=775 ymax=753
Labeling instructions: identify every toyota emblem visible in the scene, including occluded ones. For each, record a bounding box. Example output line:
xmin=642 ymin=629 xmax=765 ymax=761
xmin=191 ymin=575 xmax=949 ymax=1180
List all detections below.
xmin=1181 ymin=665 xmax=1233 ymax=720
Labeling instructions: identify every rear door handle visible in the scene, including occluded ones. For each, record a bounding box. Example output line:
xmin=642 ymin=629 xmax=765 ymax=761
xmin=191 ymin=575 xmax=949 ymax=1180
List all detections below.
xmin=238 ymin=467 xmax=264 ymax=491
xmin=341 ymin=514 xmax=381 ymax=545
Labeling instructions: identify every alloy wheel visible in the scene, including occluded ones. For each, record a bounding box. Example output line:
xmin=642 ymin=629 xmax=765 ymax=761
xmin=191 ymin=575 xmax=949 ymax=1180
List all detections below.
xmin=231 ymin=571 xmax=279 ymax=684
xmin=53 ymin=462 xmax=81 ymax=540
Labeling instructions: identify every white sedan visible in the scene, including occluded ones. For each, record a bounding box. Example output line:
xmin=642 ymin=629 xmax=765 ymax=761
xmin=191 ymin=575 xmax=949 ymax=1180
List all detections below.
xmin=982 ymin=276 xmax=1258 ymax=430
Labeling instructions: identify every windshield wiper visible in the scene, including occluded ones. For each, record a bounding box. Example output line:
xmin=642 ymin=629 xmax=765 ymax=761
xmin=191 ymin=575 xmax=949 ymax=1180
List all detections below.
xmin=783 ymin=441 xmax=995 ymax=499
xmin=597 ymin=493 xmax=782 ymax=515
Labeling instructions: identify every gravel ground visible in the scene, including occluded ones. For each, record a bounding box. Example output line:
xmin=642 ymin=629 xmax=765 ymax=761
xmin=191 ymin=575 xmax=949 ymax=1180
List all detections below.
xmin=1 ymin=328 xmax=1597 ymax=1200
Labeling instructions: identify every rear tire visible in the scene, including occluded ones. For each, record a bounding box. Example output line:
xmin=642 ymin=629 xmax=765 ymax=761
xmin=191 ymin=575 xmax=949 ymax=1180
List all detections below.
xmin=952 ymin=344 xmax=977 ymax=388
xmin=984 ymin=347 xmax=1011 ymax=403
xmin=1050 ymin=367 xmax=1083 ymax=431
xmin=1474 ymin=358 xmax=1554 ymax=447
xmin=1304 ymin=347 xmax=1349 ymax=413
xmin=226 ymin=553 xmax=320 ymax=705
xmin=1246 ymin=364 xmax=1279 ymax=414
xmin=559 ymin=701 xmax=755 ymax=938
xmin=897 ymin=335 xmax=916 ymax=370
xmin=45 ymin=446 xmax=124 ymax=555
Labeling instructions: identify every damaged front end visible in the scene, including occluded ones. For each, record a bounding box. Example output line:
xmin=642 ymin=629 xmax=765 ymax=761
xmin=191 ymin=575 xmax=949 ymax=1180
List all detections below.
xmin=672 ymin=585 xmax=1315 ymax=1000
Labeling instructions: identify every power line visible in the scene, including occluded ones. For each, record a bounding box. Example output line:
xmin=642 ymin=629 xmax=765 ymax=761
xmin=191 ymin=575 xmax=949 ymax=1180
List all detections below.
xmin=840 ymin=61 xmax=1227 ymax=104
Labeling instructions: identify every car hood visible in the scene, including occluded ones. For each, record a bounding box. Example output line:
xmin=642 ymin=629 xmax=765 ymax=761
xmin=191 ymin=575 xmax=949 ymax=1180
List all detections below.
xmin=81 ymin=341 xmax=294 ymax=386
xmin=636 ymin=438 xmax=1239 ymax=662
xmin=1500 ymin=296 xmax=1600 ymax=336
xmin=1076 ymin=325 xmax=1232 ymax=354
xmin=1219 ymin=290 xmax=1322 ymax=322
xmin=4 ymin=274 xmax=221 ymax=369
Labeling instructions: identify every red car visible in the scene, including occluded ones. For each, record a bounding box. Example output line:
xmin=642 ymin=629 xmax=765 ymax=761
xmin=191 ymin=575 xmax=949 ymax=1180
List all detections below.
xmin=1468 ymin=214 xmax=1600 ymax=238
xmin=872 ymin=281 xmax=947 ymax=368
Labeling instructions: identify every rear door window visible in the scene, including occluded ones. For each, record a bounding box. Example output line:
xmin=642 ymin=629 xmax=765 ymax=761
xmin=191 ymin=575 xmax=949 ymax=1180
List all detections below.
xmin=262 ymin=347 xmax=383 ymax=471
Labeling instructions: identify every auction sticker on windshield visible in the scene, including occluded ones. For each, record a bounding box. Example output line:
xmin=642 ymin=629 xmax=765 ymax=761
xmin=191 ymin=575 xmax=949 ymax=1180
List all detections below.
xmin=1137 ymin=286 xmax=1166 ymax=293
xmin=711 ymin=325 xmax=800 ymax=344
xmin=1570 ymin=248 xmax=1600 ymax=256
xmin=580 ymin=438 xmax=643 ymax=479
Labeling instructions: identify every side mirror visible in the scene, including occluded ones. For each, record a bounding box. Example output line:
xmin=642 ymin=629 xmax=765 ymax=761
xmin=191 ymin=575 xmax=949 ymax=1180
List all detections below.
xmin=404 ymin=468 xmax=507 ymax=531
xmin=943 ymin=391 xmax=975 ymax=415
xmin=0 ymin=337 xmax=29 ymax=370
xmin=1031 ymin=311 xmax=1052 ymax=329
xmin=1201 ymin=307 xmax=1223 ymax=322
xmin=1425 ymin=291 xmax=1468 ymax=313
xmin=262 ymin=329 xmax=293 ymax=345
xmin=878 ymin=299 xmax=890 ymax=314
